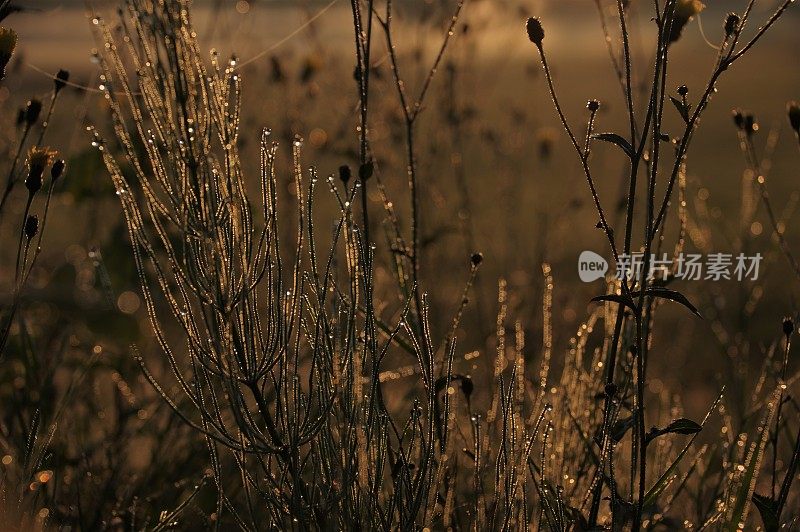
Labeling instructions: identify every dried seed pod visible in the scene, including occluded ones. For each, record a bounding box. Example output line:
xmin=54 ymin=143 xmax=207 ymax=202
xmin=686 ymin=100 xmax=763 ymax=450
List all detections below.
xmin=358 ymin=161 xmax=373 ymax=182
xmin=788 ymin=101 xmax=800 ymax=134
xmin=470 ymin=252 xmax=483 ymax=266
xmin=0 ymin=27 xmax=17 ymax=80
xmin=724 ymin=12 xmax=740 ymax=37
xmin=670 ymin=0 xmax=705 ymax=44
xmin=460 ymin=376 xmax=474 ymax=398
xmin=26 ymin=147 xmax=56 ymax=195
xmin=732 ymin=109 xmax=745 ymax=131
xmin=24 ymin=214 xmax=39 ymax=240
xmin=587 ymin=99 xmax=600 ymax=112
xmin=744 ymin=113 xmax=758 ymax=136
xmin=54 ymin=69 xmax=70 ymax=93
xmin=677 ymin=85 xmax=689 ymax=96
xmin=784 ymin=317 xmax=795 ymax=338
xmin=338 ymin=165 xmax=351 ymax=184
xmin=51 ymin=159 xmax=66 ymax=181
xmin=25 ymin=99 xmax=42 ymax=126
xmin=526 ymin=17 xmax=544 ymax=48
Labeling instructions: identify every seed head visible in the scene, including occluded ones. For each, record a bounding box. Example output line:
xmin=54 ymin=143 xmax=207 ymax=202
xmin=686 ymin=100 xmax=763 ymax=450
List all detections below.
xmin=51 ymin=159 xmax=66 ymax=181
xmin=788 ymin=101 xmax=800 ymax=134
xmin=724 ymin=13 xmax=740 ymax=37
xmin=784 ymin=317 xmax=795 ymax=338
xmin=604 ymin=382 xmax=618 ymax=398
xmin=677 ymin=85 xmax=688 ymax=97
xmin=744 ymin=113 xmax=758 ymax=136
xmin=0 ymin=27 xmax=17 ymax=81
xmin=24 ymin=215 xmax=39 ymax=240
xmin=0 ymin=28 xmax=16 ymax=56
xmin=470 ymin=252 xmax=483 ymax=267
xmin=25 ymin=99 xmax=42 ymax=126
xmin=733 ymin=109 xmax=758 ymax=136
xmin=587 ymin=99 xmax=600 ymax=112
xmin=338 ymin=165 xmax=351 ymax=184
xmin=54 ymin=69 xmax=70 ymax=93
xmin=460 ymin=376 xmax=474 ymax=398
xmin=26 ymin=147 xmax=56 ymax=195
xmin=670 ymin=0 xmax=705 ymax=44
xmin=358 ymin=161 xmax=373 ymax=182
xmin=732 ymin=109 xmax=745 ymax=130
xmin=526 ymin=17 xmax=545 ymax=48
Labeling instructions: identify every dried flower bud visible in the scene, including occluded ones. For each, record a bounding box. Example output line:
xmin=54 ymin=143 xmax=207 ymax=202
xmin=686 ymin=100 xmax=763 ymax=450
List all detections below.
xmin=538 ymin=131 xmax=554 ymax=161
xmin=25 ymin=99 xmax=42 ymax=126
xmin=526 ymin=17 xmax=545 ymax=48
xmin=470 ymin=252 xmax=483 ymax=266
xmin=670 ymin=0 xmax=705 ymax=44
xmin=54 ymin=69 xmax=70 ymax=93
xmin=724 ymin=13 xmax=740 ymax=37
xmin=269 ymin=56 xmax=285 ymax=83
xmin=788 ymin=101 xmax=800 ymax=134
xmin=677 ymin=85 xmax=688 ymax=97
xmin=0 ymin=27 xmax=17 ymax=81
xmin=51 ymin=159 xmax=66 ymax=181
xmin=744 ymin=113 xmax=758 ymax=136
xmin=358 ymin=161 xmax=373 ymax=182
xmin=24 ymin=215 xmax=39 ymax=240
xmin=25 ymin=171 xmax=42 ymax=195
xmin=338 ymin=164 xmax=351 ymax=184
xmin=732 ymin=109 xmax=745 ymax=130
xmin=605 ymin=382 xmax=618 ymax=398
xmin=26 ymin=147 xmax=56 ymax=195
xmin=587 ymin=99 xmax=600 ymax=112
xmin=784 ymin=317 xmax=795 ymax=337
xmin=460 ymin=376 xmax=474 ymax=398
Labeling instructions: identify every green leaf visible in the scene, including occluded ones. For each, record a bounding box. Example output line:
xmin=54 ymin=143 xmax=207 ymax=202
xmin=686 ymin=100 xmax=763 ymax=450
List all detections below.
xmin=593 ymin=132 xmax=635 ymax=159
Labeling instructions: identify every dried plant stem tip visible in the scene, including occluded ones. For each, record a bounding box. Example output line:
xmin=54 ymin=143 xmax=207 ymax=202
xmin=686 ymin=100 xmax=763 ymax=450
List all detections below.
xmin=526 ymin=17 xmax=544 ymax=48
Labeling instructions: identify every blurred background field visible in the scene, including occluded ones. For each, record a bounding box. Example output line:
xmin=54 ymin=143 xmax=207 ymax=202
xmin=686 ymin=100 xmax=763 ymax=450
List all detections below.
xmin=6 ymin=0 xmax=799 ymax=395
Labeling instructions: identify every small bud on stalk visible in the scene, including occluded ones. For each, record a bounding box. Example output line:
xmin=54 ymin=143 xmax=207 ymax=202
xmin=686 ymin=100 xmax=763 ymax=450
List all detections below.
xmin=24 ymin=214 xmax=39 ymax=240
xmin=526 ymin=17 xmax=545 ymax=48
xmin=54 ymin=69 xmax=70 ymax=93
xmin=338 ymin=165 xmax=351 ymax=184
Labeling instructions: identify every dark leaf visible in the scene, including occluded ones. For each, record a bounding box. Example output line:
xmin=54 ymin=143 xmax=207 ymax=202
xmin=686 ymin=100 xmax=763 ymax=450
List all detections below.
xmin=646 ymin=417 xmax=702 ymax=445
xmin=610 ymin=415 xmax=637 ymax=443
xmin=591 ymin=294 xmax=639 ymax=316
xmin=644 ymin=287 xmax=702 ymax=317
xmin=662 ymin=417 xmax=702 ymax=435
xmin=752 ymin=493 xmax=779 ymax=532
xmin=670 ymin=96 xmax=690 ymax=124
xmin=593 ymin=132 xmax=635 ymax=159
